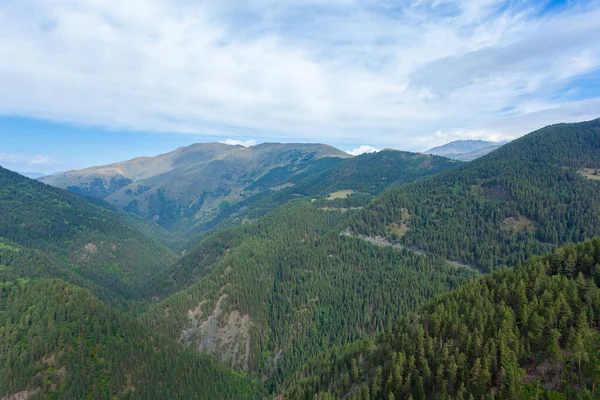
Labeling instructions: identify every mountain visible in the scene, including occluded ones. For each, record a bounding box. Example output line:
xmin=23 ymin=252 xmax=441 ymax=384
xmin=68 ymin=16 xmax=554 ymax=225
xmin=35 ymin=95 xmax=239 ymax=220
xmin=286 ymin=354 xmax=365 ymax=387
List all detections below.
xmin=4 ymin=119 xmax=600 ymax=399
xmin=351 ymin=119 xmax=600 ymax=271
xmin=0 ymin=166 xmax=176 ymax=304
xmin=1 ymin=146 xmax=466 ymax=396
xmin=425 ymin=140 xmax=505 ymax=161
xmin=141 ymin=121 xmax=600 ymax=391
xmin=40 ymin=143 xmax=350 ymax=232
xmin=282 ymin=150 xmax=460 ymax=197
xmin=142 ymin=200 xmax=476 ymax=389
xmin=0 ymin=278 xmax=261 ymax=399
xmin=288 ymin=238 xmax=600 ymax=399
xmin=16 ymin=171 xmax=46 ymax=179
xmin=187 ymin=150 xmax=460 ymax=242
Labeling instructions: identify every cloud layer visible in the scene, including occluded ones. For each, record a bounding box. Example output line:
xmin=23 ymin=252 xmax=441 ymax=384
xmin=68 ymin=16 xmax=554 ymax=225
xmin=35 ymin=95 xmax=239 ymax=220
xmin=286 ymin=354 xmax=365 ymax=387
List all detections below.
xmin=0 ymin=0 xmax=599 ymax=150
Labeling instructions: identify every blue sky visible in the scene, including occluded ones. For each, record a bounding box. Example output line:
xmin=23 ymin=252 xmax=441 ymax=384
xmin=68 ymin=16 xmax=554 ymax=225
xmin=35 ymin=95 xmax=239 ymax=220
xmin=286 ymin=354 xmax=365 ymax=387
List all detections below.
xmin=1 ymin=0 xmax=600 ymax=173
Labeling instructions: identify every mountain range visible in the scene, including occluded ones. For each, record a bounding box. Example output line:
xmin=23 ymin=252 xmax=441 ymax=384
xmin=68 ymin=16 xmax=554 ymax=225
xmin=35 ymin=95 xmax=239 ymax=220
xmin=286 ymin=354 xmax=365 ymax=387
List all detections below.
xmin=425 ymin=139 xmax=506 ymax=161
xmin=2 ymin=119 xmax=600 ymax=399
xmin=40 ymin=143 xmax=349 ymax=234
xmin=16 ymin=171 xmax=46 ymax=179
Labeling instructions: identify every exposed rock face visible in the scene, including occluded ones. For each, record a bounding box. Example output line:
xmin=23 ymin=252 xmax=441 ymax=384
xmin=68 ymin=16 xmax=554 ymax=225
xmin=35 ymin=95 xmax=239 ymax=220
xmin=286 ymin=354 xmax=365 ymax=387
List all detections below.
xmin=1 ymin=391 xmax=40 ymax=400
xmin=180 ymin=294 xmax=253 ymax=371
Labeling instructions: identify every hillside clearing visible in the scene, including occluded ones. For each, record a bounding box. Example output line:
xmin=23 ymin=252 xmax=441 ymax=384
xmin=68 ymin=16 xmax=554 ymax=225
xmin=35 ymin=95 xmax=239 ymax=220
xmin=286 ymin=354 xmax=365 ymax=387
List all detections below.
xmin=326 ymin=190 xmax=354 ymax=200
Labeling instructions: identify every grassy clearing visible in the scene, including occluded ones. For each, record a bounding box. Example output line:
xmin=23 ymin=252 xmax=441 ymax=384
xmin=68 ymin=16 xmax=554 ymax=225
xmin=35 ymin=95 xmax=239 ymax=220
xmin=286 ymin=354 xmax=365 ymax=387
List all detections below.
xmin=326 ymin=190 xmax=354 ymax=200
xmin=502 ymin=215 xmax=536 ymax=233
xmin=579 ymin=168 xmax=600 ymax=180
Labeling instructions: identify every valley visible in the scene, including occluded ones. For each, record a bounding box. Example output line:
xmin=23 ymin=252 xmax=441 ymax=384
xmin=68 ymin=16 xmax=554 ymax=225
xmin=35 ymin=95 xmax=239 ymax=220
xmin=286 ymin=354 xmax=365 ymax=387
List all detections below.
xmin=3 ymin=0 xmax=600 ymax=397
xmin=2 ymin=119 xmax=600 ymax=399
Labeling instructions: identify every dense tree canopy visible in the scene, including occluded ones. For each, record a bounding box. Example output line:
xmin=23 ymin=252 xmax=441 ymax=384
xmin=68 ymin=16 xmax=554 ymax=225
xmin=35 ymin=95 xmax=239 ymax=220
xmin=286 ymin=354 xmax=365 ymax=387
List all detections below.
xmin=349 ymin=120 xmax=600 ymax=271
xmin=0 ymin=167 xmax=176 ymax=303
xmin=144 ymin=201 xmax=476 ymax=391
xmin=288 ymin=238 xmax=600 ymax=399
xmin=2 ymin=120 xmax=600 ymax=399
xmin=0 ymin=279 xmax=261 ymax=399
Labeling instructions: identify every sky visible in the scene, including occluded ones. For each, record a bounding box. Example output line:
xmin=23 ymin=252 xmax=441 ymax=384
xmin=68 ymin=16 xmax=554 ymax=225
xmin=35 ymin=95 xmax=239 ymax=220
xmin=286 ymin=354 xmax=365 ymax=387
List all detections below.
xmin=1 ymin=0 xmax=600 ymax=173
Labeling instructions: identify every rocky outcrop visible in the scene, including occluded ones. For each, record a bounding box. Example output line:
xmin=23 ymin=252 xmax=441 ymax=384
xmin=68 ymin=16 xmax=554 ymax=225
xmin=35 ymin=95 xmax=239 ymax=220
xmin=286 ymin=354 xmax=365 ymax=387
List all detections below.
xmin=180 ymin=294 xmax=253 ymax=371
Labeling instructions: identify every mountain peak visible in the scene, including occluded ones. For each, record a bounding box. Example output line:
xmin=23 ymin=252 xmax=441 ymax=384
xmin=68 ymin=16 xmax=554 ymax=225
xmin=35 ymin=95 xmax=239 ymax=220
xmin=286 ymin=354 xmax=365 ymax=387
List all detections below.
xmin=39 ymin=142 xmax=350 ymax=231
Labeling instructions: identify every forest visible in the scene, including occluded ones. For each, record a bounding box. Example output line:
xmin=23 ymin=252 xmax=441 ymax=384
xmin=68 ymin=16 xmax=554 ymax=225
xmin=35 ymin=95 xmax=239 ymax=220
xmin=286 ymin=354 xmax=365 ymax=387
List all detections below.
xmin=1 ymin=119 xmax=600 ymax=399
xmin=143 ymin=201 xmax=476 ymax=391
xmin=287 ymin=238 xmax=600 ymax=399
xmin=0 ymin=279 xmax=260 ymax=399
xmin=349 ymin=120 xmax=600 ymax=271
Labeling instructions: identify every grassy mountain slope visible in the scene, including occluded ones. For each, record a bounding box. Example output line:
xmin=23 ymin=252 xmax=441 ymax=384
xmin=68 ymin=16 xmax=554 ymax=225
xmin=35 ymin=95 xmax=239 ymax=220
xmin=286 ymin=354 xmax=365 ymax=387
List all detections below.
xmin=0 ymin=166 xmax=175 ymax=301
xmin=40 ymin=143 xmax=350 ymax=232
xmin=143 ymin=201 xmax=476 ymax=390
xmin=288 ymin=238 xmax=600 ymax=399
xmin=349 ymin=119 xmax=600 ymax=272
xmin=0 ymin=279 xmax=260 ymax=399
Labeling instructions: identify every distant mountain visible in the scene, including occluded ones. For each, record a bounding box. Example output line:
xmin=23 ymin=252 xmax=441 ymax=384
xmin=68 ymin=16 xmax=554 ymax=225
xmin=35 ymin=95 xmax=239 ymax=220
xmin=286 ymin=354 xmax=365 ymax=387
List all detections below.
xmin=41 ymin=143 xmax=350 ymax=232
xmin=16 ymin=171 xmax=46 ymax=179
xmin=188 ymin=149 xmax=461 ymax=241
xmin=425 ymin=139 xmax=505 ymax=161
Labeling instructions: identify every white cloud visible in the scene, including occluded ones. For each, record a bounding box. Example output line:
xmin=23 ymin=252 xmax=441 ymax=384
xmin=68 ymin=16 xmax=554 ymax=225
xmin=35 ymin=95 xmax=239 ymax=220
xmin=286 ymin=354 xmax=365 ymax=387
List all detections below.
xmin=221 ymin=139 xmax=258 ymax=147
xmin=0 ymin=153 xmax=61 ymax=172
xmin=0 ymin=0 xmax=599 ymax=150
xmin=347 ymin=145 xmax=379 ymax=156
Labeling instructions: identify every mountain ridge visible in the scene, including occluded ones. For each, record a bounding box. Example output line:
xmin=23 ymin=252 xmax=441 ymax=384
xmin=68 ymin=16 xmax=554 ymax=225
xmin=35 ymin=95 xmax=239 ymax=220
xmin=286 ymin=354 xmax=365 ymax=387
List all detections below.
xmin=425 ymin=139 xmax=506 ymax=161
xmin=350 ymin=119 xmax=600 ymax=271
xmin=3 ymin=119 xmax=600 ymax=399
xmin=40 ymin=142 xmax=351 ymax=233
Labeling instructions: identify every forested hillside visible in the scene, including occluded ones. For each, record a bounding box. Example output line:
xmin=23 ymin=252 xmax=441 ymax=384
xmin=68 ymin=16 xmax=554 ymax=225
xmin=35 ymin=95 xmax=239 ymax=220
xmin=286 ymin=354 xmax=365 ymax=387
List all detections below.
xmin=0 ymin=166 xmax=175 ymax=302
xmin=143 ymin=201 xmax=476 ymax=391
xmin=185 ymin=150 xmax=459 ymax=245
xmin=349 ymin=119 xmax=600 ymax=271
xmin=0 ymin=239 xmax=137 ymax=311
xmin=2 ymin=120 xmax=600 ymax=399
xmin=288 ymin=238 xmax=600 ymax=399
xmin=0 ymin=279 xmax=260 ymax=399
xmin=0 ymin=147 xmax=467 ymax=399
